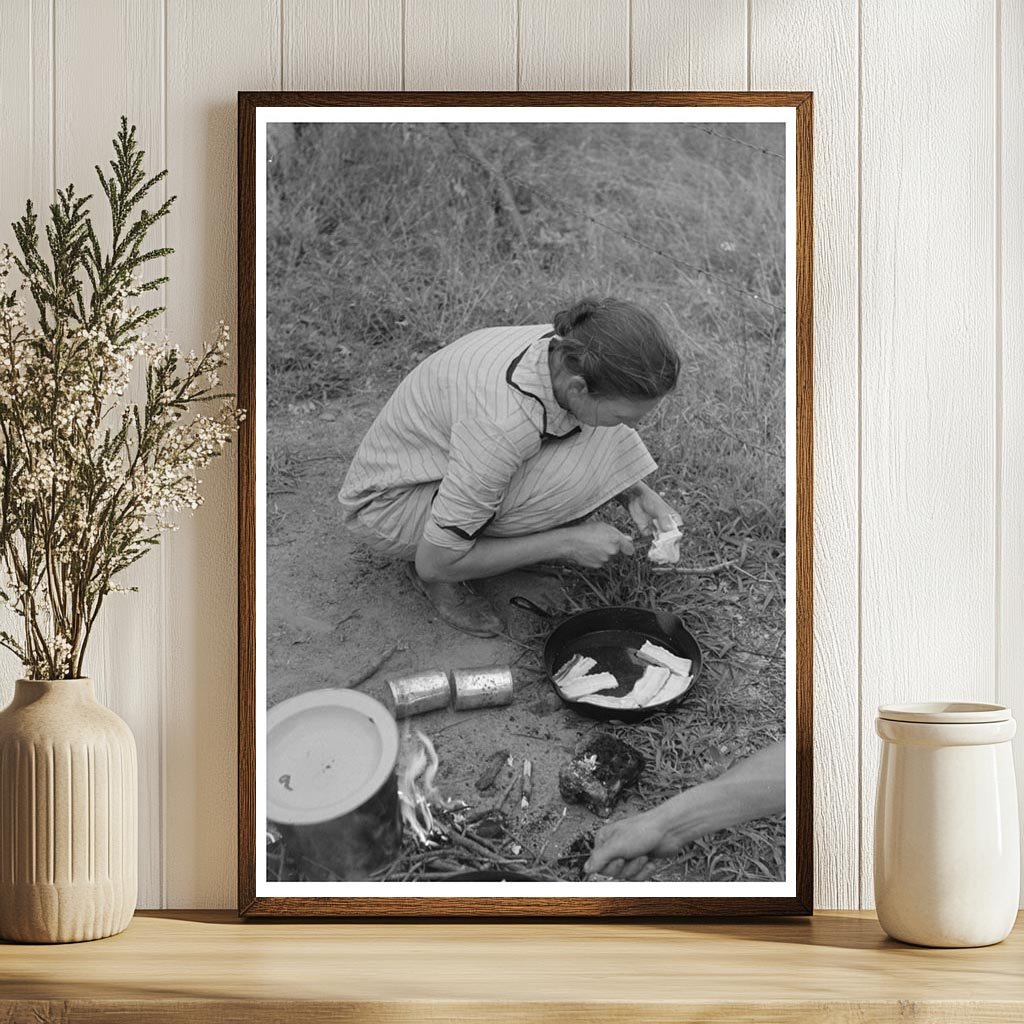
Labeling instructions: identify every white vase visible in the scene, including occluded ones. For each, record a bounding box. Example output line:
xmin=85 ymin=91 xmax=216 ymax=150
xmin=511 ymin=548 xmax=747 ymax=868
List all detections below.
xmin=874 ymin=702 xmax=1019 ymax=947
xmin=0 ymin=678 xmax=137 ymax=943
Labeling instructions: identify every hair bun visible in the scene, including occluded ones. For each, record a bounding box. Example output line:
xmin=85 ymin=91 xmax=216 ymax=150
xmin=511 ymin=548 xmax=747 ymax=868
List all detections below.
xmin=548 ymin=295 xmax=679 ymax=399
xmin=553 ymin=296 xmax=601 ymax=337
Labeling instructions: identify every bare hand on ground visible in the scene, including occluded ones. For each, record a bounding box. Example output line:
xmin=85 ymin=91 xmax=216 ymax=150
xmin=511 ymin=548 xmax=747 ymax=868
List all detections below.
xmin=565 ymin=522 xmax=635 ymax=568
xmin=584 ymin=742 xmax=787 ymax=880
xmin=584 ymin=808 xmax=674 ymax=880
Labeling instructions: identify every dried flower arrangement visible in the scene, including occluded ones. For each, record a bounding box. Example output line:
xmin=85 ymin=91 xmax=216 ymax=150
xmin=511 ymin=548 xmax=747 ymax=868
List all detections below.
xmin=0 ymin=118 xmax=242 ymax=679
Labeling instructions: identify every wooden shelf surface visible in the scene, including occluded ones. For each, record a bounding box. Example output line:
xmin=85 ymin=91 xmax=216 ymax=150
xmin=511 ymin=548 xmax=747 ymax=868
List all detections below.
xmin=2 ymin=910 xmax=1023 ymax=1022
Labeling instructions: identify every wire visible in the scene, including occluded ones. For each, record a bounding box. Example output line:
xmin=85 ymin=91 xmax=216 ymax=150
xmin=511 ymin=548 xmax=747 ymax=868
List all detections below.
xmin=682 ymin=124 xmax=785 ymax=163
xmin=504 ymin=171 xmax=786 ymax=314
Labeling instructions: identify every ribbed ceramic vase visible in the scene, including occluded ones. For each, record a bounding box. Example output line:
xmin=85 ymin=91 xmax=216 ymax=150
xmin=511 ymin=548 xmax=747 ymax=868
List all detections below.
xmin=874 ymin=702 xmax=1019 ymax=948
xmin=0 ymin=678 xmax=137 ymax=943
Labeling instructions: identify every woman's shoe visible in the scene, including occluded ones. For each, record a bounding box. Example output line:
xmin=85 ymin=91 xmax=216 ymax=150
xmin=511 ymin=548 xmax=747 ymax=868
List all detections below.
xmin=404 ymin=563 xmax=505 ymax=637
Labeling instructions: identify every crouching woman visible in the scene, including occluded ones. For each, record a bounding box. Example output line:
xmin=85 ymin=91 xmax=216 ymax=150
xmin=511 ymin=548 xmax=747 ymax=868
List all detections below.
xmin=338 ymin=296 xmax=681 ymax=636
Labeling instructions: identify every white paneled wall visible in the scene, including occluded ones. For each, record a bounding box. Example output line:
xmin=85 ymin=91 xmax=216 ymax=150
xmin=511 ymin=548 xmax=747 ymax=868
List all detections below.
xmin=0 ymin=0 xmax=1019 ymax=910
xmin=1004 ymin=0 xmax=1024 ymax=902
xmin=858 ymin=2 xmax=999 ymax=909
xmin=751 ymin=0 xmax=860 ymax=912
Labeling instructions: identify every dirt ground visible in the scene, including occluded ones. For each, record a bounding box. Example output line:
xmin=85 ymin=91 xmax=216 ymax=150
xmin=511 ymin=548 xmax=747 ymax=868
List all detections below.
xmin=267 ymin=396 xmax=628 ymax=872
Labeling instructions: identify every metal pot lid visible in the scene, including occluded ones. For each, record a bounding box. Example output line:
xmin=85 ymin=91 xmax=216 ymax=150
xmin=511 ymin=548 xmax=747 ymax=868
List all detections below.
xmin=877 ymin=702 xmax=1011 ymax=724
xmin=267 ymin=689 xmax=399 ymax=825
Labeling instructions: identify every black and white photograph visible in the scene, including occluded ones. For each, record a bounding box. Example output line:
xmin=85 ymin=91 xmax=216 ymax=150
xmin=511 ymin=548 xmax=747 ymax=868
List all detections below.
xmin=244 ymin=98 xmax=809 ymax=912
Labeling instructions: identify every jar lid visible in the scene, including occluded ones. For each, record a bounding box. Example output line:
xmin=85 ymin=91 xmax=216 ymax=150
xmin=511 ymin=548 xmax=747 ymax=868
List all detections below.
xmin=877 ymin=701 xmax=1011 ymax=724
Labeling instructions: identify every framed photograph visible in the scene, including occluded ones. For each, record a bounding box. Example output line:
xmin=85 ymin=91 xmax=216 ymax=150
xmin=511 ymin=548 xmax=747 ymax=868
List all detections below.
xmin=238 ymin=91 xmax=812 ymax=917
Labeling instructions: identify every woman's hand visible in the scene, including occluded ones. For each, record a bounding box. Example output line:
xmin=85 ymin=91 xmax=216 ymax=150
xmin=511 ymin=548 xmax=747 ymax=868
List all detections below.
xmin=623 ymin=482 xmax=680 ymax=536
xmin=584 ymin=807 xmax=677 ymax=880
xmin=564 ymin=522 xmax=635 ymax=568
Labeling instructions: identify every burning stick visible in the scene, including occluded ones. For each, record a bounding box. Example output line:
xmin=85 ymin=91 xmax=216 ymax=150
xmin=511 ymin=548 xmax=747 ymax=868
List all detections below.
xmin=397 ymin=727 xmax=455 ymax=846
xmin=520 ymin=759 xmax=533 ymax=810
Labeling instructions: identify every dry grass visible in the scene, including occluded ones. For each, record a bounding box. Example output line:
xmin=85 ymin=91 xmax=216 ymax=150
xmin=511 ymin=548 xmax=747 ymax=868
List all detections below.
xmin=267 ymin=120 xmax=787 ymax=882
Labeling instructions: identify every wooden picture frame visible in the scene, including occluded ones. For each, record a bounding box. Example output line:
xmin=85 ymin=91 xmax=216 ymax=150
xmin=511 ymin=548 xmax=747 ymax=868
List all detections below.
xmin=238 ymin=91 xmax=813 ymax=917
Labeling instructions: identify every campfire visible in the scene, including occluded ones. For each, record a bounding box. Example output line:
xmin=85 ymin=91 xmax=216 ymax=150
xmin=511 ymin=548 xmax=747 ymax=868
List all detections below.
xmin=371 ymin=725 xmax=562 ymax=882
xmin=267 ymin=720 xmax=643 ymax=883
xmin=396 ymin=728 xmax=456 ymax=845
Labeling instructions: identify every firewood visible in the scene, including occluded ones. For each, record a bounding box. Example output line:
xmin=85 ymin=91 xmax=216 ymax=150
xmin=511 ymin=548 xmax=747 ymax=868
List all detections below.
xmin=446 ymin=830 xmax=523 ymax=868
xmin=536 ymin=807 xmax=568 ymax=859
xmin=496 ymin=766 xmax=520 ymax=810
xmin=475 ymin=749 xmax=511 ymax=791
xmin=520 ymin=759 xmax=533 ymax=810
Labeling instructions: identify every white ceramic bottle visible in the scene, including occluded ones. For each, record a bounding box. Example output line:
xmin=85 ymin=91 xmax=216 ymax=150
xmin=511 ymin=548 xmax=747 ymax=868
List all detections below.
xmin=874 ymin=702 xmax=1019 ymax=947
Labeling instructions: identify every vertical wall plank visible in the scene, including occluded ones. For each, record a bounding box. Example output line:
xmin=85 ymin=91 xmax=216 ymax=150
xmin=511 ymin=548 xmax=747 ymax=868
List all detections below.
xmin=999 ymin=0 xmax=1024 ymax=902
xmin=164 ymin=0 xmax=279 ymax=908
xmin=0 ymin=0 xmax=28 ymax=701
xmin=284 ymin=0 xmax=401 ymax=90
xmin=750 ymin=1 xmax=860 ymax=910
xmin=0 ymin=0 xmax=51 ymax=231
xmin=50 ymin=0 xmax=166 ymax=909
xmin=519 ymin=0 xmax=629 ymax=90
xmin=631 ymin=1 xmax=746 ymax=90
xmin=405 ymin=0 xmax=516 ymax=90
xmin=860 ymin=0 xmax=997 ymax=908
xmin=0 ymin=0 xmax=53 ymax=700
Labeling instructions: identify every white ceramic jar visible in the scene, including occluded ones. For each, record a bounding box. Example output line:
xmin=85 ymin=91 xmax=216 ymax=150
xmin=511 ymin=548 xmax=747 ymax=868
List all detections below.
xmin=0 ymin=678 xmax=137 ymax=942
xmin=874 ymin=702 xmax=1019 ymax=947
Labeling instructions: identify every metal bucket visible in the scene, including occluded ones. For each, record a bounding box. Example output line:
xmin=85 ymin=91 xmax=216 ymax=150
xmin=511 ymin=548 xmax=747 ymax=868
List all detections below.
xmin=266 ymin=689 xmax=401 ymax=881
xmin=451 ymin=665 xmax=514 ymax=711
xmin=387 ymin=669 xmax=452 ymax=719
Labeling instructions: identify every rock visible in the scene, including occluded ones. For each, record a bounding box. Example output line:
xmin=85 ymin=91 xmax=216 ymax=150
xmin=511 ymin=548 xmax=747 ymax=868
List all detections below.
xmin=558 ymin=733 xmax=645 ymax=818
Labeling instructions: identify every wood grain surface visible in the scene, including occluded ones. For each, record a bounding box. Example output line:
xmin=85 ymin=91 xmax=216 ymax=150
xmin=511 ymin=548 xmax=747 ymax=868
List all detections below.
xmin=519 ymin=0 xmax=629 ymax=90
xmin=1 ymin=910 xmax=1023 ymax=1023
xmin=857 ymin=2 xmax=998 ymax=909
xmin=750 ymin=0 xmax=860 ymax=911
xmin=51 ymin=0 xmax=167 ymax=913
xmin=405 ymin=0 xmax=517 ymax=90
xmin=0 ymin=5 xmax=52 ymax=720
xmin=1000 ymin=0 xmax=1024 ymax=898
xmin=163 ymin=0 xmax=279 ymax=909
xmin=631 ymin=0 xmax=747 ymax=91
xmin=284 ymin=0 xmax=402 ymax=91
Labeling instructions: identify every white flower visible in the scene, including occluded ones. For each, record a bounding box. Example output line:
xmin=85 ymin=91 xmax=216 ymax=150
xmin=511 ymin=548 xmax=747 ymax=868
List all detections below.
xmin=1 ymin=245 xmax=240 ymax=676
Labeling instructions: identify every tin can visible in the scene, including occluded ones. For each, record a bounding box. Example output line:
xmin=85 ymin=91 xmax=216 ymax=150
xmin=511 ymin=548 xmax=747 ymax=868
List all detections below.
xmin=452 ymin=665 xmax=514 ymax=711
xmin=266 ymin=689 xmax=402 ymax=881
xmin=387 ymin=670 xmax=452 ymax=719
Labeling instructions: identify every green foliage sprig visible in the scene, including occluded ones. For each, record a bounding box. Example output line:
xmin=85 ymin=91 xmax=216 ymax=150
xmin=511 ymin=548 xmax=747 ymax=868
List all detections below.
xmin=0 ymin=117 xmax=242 ymax=679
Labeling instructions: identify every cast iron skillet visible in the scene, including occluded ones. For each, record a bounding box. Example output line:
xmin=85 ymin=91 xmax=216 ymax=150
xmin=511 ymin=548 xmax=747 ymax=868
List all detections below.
xmin=510 ymin=597 xmax=703 ymax=722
